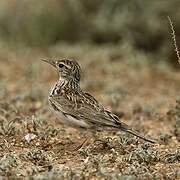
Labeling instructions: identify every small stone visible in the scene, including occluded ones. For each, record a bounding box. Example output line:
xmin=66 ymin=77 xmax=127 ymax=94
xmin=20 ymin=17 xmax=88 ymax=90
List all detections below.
xmin=25 ymin=133 xmax=37 ymax=143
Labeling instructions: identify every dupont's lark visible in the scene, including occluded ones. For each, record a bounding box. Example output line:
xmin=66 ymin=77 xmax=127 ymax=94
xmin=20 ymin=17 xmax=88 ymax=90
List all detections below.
xmin=42 ymin=58 xmax=155 ymax=143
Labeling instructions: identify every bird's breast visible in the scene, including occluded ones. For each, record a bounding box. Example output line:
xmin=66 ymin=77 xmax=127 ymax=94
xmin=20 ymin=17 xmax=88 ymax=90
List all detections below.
xmin=48 ymin=97 xmax=89 ymax=128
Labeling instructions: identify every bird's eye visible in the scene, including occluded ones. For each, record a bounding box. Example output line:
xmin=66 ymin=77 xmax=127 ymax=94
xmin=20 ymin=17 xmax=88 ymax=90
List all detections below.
xmin=59 ymin=63 xmax=64 ymax=68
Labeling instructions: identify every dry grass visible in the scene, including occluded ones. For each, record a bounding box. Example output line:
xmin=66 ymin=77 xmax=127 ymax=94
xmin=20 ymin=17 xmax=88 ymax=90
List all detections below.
xmin=168 ymin=16 xmax=180 ymax=64
xmin=0 ymin=43 xmax=180 ymax=179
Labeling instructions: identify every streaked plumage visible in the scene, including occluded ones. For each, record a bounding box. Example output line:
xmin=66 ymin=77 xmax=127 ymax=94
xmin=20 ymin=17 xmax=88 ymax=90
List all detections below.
xmin=42 ymin=58 xmax=155 ymax=143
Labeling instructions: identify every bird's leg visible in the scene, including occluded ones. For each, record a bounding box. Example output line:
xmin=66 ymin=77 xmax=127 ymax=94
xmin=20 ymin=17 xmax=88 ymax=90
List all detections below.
xmin=73 ymin=130 xmax=93 ymax=150
xmin=74 ymin=137 xmax=90 ymax=150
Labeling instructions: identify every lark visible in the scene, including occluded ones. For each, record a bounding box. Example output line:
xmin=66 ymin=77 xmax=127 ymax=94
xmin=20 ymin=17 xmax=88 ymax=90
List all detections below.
xmin=42 ymin=58 xmax=155 ymax=144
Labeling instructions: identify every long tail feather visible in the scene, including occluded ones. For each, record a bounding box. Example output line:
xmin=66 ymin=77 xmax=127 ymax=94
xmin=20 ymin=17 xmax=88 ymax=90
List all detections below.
xmin=119 ymin=122 xmax=156 ymax=143
xmin=124 ymin=129 xmax=155 ymax=143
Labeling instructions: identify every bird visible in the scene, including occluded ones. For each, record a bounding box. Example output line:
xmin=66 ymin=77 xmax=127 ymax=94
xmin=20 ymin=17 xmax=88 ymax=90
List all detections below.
xmin=42 ymin=58 xmax=155 ymax=144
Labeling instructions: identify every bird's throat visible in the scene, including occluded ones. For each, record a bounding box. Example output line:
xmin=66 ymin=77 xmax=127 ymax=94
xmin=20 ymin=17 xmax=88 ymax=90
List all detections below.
xmin=50 ymin=79 xmax=80 ymax=96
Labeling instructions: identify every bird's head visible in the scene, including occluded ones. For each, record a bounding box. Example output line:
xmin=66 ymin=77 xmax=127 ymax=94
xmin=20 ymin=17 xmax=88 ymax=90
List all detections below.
xmin=42 ymin=58 xmax=81 ymax=83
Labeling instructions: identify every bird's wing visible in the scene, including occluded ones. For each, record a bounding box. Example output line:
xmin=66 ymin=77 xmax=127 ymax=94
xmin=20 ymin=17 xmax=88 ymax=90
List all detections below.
xmin=50 ymin=91 xmax=156 ymax=143
xmin=49 ymin=91 xmax=123 ymax=128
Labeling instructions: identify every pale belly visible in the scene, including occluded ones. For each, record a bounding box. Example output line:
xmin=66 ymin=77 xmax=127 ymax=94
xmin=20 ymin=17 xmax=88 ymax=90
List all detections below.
xmin=49 ymin=99 xmax=89 ymax=128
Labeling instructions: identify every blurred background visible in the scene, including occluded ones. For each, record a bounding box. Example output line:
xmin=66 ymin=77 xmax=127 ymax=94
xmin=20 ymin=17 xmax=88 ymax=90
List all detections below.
xmin=0 ymin=0 xmax=179 ymax=66
xmin=1 ymin=0 xmax=180 ymax=111
xmin=0 ymin=1 xmax=180 ymax=178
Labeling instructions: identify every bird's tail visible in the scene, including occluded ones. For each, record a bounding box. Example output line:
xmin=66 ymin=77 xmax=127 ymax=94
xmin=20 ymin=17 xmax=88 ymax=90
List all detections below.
xmin=119 ymin=122 xmax=156 ymax=144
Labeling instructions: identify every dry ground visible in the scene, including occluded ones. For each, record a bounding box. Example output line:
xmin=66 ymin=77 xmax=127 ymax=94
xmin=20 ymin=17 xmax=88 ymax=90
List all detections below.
xmin=0 ymin=43 xmax=179 ymax=179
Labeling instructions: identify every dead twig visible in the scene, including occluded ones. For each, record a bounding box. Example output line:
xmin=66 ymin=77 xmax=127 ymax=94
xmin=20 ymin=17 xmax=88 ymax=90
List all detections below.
xmin=167 ymin=16 xmax=180 ymax=65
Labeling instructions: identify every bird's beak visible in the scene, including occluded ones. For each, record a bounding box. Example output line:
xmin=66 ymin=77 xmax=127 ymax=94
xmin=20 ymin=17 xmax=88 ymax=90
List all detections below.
xmin=41 ymin=58 xmax=56 ymax=68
